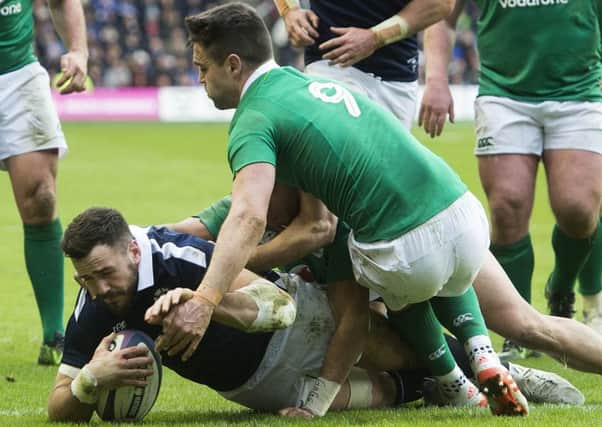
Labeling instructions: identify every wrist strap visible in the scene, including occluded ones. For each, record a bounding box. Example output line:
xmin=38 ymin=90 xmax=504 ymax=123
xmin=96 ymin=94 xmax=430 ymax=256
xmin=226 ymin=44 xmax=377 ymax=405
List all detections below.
xmin=302 ymin=377 xmax=341 ymax=416
xmin=196 ymin=284 xmax=223 ymax=307
xmin=274 ymin=0 xmax=300 ymax=16
xmin=70 ymin=365 xmax=99 ymax=404
xmin=370 ymin=15 xmax=409 ymax=49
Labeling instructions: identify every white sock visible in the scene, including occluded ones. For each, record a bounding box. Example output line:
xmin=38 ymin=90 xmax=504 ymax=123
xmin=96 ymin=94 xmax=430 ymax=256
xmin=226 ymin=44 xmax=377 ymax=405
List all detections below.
xmin=435 ymin=365 xmax=474 ymax=399
xmin=583 ymin=291 xmax=602 ymax=314
xmin=464 ymin=335 xmax=500 ymax=375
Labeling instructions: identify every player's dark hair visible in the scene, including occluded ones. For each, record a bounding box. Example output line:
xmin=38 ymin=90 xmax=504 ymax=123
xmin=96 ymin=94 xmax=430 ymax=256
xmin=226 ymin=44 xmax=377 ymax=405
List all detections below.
xmin=185 ymin=2 xmax=273 ymax=67
xmin=62 ymin=207 xmax=133 ymax=259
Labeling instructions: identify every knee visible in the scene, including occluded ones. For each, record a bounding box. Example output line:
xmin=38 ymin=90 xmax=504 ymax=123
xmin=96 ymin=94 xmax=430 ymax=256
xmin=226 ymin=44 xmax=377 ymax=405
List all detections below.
xmin=487 ymin=193 xmax=530 ymax=237
xmin=553 ymin=198 xmax=599 ymax=238
xmin=21 ymin=182 xmax=56 ymax=223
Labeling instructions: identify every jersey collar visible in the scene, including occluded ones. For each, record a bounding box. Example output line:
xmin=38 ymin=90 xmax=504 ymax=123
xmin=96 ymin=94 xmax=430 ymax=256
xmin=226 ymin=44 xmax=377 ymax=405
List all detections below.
xmin=130 ymin=225 xmax=155 ymax=291
xmin=241 ymin=59 xmax=279 ymax=100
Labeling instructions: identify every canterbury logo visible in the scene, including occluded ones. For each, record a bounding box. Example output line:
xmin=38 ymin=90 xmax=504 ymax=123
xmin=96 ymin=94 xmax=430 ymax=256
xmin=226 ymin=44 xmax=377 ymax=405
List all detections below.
xmin=477 ymin=136 xmax=494 ymax=149
xmin=428 ymin=344 xmax=447 ymax=360
xmin=453 ymin=313 xmax=474 ymax=327
xmin=499 ymin=0 xmax=568 ymax=8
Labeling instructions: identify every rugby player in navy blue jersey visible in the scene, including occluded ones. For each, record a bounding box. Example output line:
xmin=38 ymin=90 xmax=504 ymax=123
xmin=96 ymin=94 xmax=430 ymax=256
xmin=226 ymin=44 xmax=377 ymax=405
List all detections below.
xmin=48 ymin=207 xmax=582 ymax=422
xmin=275 ymin=0 xmax=453 ymax=129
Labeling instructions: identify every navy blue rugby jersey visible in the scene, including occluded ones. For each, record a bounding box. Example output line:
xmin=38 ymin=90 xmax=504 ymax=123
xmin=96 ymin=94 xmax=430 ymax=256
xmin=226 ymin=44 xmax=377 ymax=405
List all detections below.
xmin=304 ymin=0 xmax=418 ymax=82
xmin=61 ymin=226 xmax=275 ymax=392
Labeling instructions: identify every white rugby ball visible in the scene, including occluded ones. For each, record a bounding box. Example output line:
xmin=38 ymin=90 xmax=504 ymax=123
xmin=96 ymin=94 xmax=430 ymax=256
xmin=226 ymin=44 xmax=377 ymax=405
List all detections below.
xmin=95 ymin=329 xmax=162 ymax=421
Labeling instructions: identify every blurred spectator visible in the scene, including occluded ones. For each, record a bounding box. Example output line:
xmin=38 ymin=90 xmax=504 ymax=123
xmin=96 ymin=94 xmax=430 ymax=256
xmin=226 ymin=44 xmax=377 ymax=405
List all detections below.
xmin=33 ymin=0 xmax=480 ymax=87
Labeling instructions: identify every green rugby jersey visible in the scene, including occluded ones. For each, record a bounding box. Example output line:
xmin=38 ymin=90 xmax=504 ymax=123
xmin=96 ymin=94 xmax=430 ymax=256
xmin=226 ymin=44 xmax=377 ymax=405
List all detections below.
xmin=227 ymin=67 xmax=467 ymax=243
xmin=195 ymin=196 xmax=354 ymax=284
xmin=0 ymin=0 xmax=36 ymax=74
xmin=473 ymin=0 xmax=602 ymax=102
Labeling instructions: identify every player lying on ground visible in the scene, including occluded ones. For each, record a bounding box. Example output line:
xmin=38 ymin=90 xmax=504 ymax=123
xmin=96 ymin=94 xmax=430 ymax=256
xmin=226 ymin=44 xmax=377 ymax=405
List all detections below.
xmin=167 ymin=186 xmax=602 ymax=381
xmin=160 ymin=190 xmax=586 ymax=415
xmin=47 ymin=207 xmax=580 ymax=422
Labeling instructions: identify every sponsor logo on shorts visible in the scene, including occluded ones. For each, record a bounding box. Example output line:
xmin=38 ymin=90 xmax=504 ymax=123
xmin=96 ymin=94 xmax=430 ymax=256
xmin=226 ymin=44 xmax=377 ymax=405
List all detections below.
xmin=499 ymin=0 xmax=568 ymax=8
xmin=112 ymin=320 xmax=127 ymax=333
xmin=477 ymin=136 xmax=495 ymax=149
xmin=453 ymin=313 xmax=474 ymax=327
xmin=0 ymin=1 xmax=22 ymax=16
xmin=428 ymin=344 xmax=447 ymax=361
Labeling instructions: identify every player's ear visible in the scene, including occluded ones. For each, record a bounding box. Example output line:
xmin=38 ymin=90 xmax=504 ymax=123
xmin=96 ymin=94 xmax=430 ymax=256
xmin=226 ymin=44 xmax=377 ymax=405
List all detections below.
xmin=226 ymin=53 xmax=243 ymax=76
xmin=128 ymin=239 xmax=141 ymax=264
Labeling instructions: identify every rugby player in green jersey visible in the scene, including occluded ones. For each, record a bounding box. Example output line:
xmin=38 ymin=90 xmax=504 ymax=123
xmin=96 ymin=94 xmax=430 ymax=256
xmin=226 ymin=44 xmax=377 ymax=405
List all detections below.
xmin=150 ymin=3 xmax=531 ymax=416
xmin=420 ymin=0 xmax=602 ymax=360
xmin=0 ymin=0 xmax=88 ymax=365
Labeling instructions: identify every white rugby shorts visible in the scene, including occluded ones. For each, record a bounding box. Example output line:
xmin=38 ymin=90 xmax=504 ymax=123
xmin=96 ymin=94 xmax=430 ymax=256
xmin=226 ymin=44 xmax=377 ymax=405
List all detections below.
xmin=306 ymin=60 xmax=417 ymax=130
xmin=348 ymin=192 xmax=490 ymax=311
xmin=0 ymin=62 xmax=67 ymax=170
xmin=474 ymin=96 xmax=602 ymax=156
xmin=218 ymin=274 xmax=335 ymax=411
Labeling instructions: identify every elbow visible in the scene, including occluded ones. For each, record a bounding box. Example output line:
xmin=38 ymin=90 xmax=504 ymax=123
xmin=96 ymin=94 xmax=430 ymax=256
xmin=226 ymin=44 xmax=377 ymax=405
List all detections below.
xmin=239 ymin=279 xmax=297 ymax=332
xmin=310 ymin=214 xmax=338 ymax=247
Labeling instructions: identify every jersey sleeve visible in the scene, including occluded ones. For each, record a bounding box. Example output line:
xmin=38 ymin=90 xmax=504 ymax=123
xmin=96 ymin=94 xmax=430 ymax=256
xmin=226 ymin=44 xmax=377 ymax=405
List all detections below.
xmin=61 ymin=290 xmax=113 ymax=369
xmin=227 ymin=109 xmax=277 ymax=174
xmin=193 ymin=195 xmax=232 ymax=239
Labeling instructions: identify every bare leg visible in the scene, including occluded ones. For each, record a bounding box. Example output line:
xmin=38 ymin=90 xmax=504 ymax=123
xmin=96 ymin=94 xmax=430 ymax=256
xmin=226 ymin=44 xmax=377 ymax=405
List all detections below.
xmin=475 ymin=252 xmax=602 ymax=374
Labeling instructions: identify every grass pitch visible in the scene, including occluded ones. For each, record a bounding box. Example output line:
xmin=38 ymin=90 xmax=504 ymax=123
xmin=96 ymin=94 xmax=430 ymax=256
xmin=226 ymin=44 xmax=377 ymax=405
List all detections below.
xmin=0 ymin=121 xmax=601 ymax=426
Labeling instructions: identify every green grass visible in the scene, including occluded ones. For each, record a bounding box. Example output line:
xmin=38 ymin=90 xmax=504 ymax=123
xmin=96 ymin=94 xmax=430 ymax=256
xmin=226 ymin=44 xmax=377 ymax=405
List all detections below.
xmin=0 ymin=122 xmax=600 ymax=426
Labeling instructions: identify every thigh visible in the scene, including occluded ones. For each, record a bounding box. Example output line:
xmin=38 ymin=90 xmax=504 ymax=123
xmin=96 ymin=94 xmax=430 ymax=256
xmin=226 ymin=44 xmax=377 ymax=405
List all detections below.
xmin=0 ymin=63 xmax=66 ymax=171
xmin=478 ymin=154 xmax=539 ymax=242
xmin=543 ymin=149 xmax=602 ymax=234
xmin=473 ymin=251 xmax=534 ymax=337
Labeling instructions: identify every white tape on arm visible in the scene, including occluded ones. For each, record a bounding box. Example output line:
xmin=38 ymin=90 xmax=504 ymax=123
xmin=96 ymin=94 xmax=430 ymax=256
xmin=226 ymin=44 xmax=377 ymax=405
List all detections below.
xmin=236 ymin=278 xmax=296 ymax=332
xmin=274 ymin=0 xmax=300 ymax=16
xmin=370 ymin=15 xmax=410 ymax=48
xmin=70 ymin=365 xmax=99 ymax=404
xmin=302 ymin=377 xmax=341 ymax=416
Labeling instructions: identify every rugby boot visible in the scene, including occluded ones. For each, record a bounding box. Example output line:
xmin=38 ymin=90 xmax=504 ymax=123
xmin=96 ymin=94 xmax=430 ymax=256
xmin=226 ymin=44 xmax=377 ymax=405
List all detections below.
xmin=498 ymin=339 xmax=541 ymax=362
xmin=508 ymin=363 xmax=584 ymax=405
xmin=38 ymin=332 xmax=64 ymax=366
xmin=422 ymin=377 xmax=488 ymax=408
xmin=478 ymin=366 xmax=529 ymax=416
xmin=545 ymin=283 xmax=575 ymax=318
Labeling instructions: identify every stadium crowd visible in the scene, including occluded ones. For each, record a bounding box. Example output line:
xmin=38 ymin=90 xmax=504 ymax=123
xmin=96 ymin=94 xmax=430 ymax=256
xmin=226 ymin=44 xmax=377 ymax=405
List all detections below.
xmin=32 ymin=0 xmax=480 ymax=87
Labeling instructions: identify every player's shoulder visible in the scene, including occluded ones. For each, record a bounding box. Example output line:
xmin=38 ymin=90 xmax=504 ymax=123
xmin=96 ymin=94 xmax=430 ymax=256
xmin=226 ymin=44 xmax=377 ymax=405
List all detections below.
xmin=146 ymin=226 xmax=214 ymax=265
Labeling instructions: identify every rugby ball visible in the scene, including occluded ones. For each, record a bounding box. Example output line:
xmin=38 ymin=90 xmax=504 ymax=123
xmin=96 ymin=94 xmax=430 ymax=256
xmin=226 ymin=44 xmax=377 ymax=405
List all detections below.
xmin=95 ymin=330 xmax=162 ymax=421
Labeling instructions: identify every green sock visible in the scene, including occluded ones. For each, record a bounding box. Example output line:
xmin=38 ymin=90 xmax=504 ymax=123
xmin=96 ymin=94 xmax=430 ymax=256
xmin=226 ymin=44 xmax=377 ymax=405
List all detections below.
xmin=430 ymin=287 xmax=488 ymax=343
xmin=24 ymin=219 xmax=65 ymax=343
xmin=578 ymin=219 xmax=602 ymax=296
xmin=547 ymin=224 xmax=595 ymax=295
xmin=388 ymin=301 xmax=456 ymax=376
xmin=490 ymin=234 xmax=534 ymax=303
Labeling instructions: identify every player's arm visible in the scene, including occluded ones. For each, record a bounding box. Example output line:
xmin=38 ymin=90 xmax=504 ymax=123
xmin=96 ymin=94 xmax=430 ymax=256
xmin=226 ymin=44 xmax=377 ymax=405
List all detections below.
xmin=281 ymin=279 xmax=369 ymax=417
xmin=248 ymin=191 xmax=337 ymax=272
xmin=146 ymin=267 xmax=296 ymax=340
xmin=162 ymin=217 xmax=214 ymax=240
xmin=149 ymin=163 xmax=275 ymax=361
xmin=47 ymin=334 xmax=153 ymax=422
xmin=419 ymin=0 xmax=466 ymax=138
xmin=319 ymin=0 xmax=454 ymax=67
xmin=47 ymin=0 xmax=88 ymax=94
xmin=274 ymin=0 xmax=320 ymax=47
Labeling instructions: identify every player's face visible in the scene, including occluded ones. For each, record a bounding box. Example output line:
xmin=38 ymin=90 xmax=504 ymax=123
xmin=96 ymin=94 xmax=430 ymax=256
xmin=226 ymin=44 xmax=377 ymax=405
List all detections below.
xmin=72 ymin=241 xmax=140 ymax=316
xmin=192 ymin=43 xmax=240 ymax=109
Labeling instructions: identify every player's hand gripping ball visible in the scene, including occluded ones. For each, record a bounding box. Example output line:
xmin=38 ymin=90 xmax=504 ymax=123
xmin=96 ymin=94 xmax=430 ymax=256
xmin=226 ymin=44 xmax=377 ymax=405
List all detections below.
xmin=96 ymin=330 xmax=162 ymax=421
